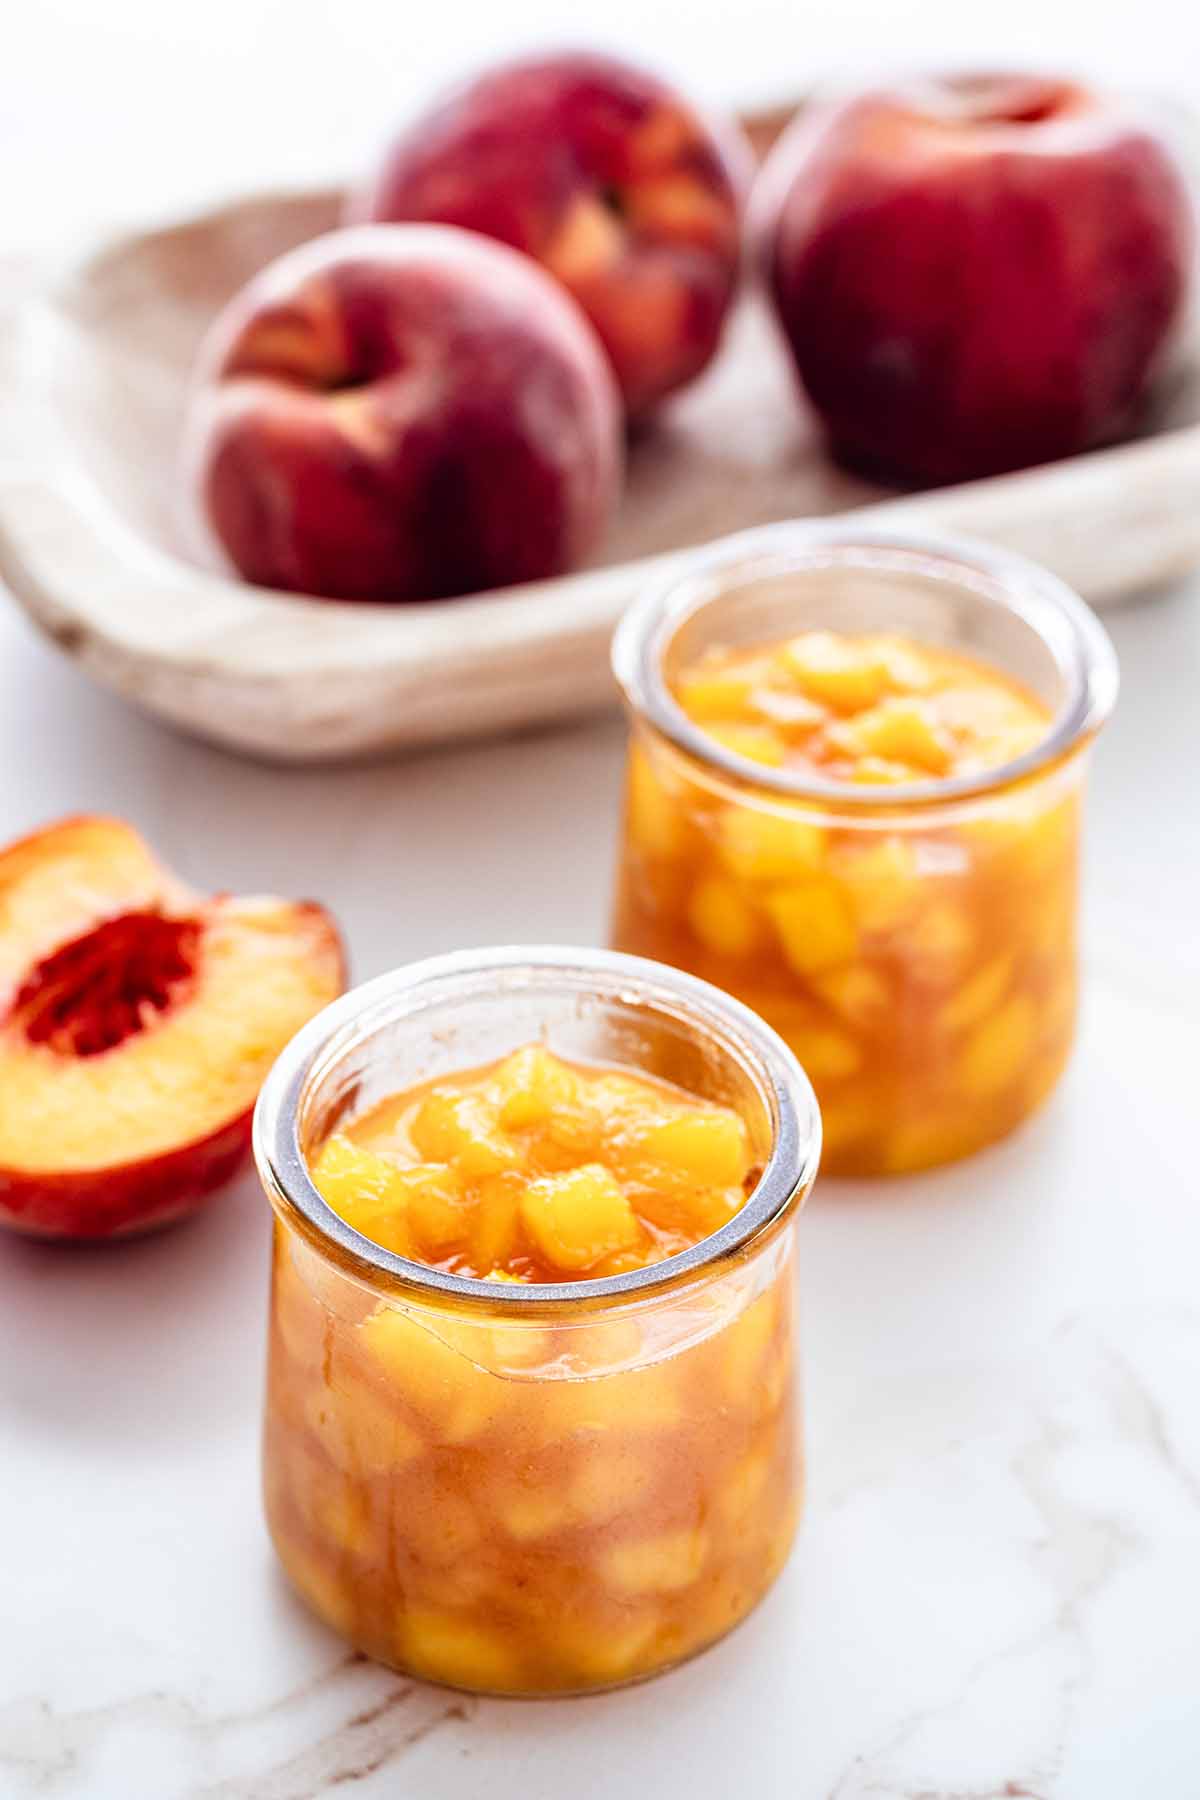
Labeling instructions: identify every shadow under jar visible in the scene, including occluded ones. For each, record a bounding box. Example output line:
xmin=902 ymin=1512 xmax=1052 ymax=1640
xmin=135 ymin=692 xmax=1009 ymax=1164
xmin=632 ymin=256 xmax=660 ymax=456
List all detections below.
xmin=610 ymin=525 xmax=1118 ymax=1177
xmin=253 ymin=947 xmax=819 ymax=1697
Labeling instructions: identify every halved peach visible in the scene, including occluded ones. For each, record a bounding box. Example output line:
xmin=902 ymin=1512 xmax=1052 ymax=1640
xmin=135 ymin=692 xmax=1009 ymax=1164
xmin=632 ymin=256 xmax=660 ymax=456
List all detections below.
xmin=0 ymin=816 xmax=345 ymax=1240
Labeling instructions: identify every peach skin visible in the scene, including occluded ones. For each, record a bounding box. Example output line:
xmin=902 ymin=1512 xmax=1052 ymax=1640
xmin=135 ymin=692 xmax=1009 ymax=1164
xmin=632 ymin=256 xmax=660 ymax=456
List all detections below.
xmin=354 ymin=53 xmax=751 ymax=417
xmin=187 ymin=225 xmax=622 ymax=602
xmin=757 ymin=73 xmax=1194 ymax=483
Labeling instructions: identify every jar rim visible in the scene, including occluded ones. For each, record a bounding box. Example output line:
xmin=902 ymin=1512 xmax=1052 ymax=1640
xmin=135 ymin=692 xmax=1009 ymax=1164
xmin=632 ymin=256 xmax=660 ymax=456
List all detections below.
xmin=253 ymin=946 xmax=820 ymax=1314
xmin=611 ymin=522 xmax=1119 ymax=810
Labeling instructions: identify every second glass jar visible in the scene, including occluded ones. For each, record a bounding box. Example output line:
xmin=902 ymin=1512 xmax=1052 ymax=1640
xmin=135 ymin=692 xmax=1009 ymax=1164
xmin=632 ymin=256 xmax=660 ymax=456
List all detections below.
xmin=611 ymin=525 xmax=1118 ymax=1176
xmin=254 ymin=947 xmax=819 ymax=1695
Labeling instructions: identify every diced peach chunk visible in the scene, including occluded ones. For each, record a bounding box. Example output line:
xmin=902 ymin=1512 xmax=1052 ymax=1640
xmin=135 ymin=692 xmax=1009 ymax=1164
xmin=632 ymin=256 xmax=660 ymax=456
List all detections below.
xmin=688 ymin=874 xmax=760 ymax=958
xmin=719 ymin=1287 xmax=778 ymax=1398
xmin=626 ymin=744 xmax=685 ymax=859
xmin=549 ymin=1361 xmax=684 ymax=1435
xmin=359 ymin=1306 xmax=510 ymax=1441
xmin=619 ymin=1109 xmax=750 ymax=1190
xmin=879 ymin=1113 xmax=992 ymax=1174
xmin=556 ymin=1315 xmax=644 ymax=1376
xmin=814 ymin=964 xmax=891 ymax=1025
xmin=958 ymin=993 xmax=1037 ymax=1098
xmin=688 ymin=1566 xmax=759 ymax=1648
xmin=675 ymin=660 xmax=771 ymax=720
xmin=549 ymin=1609 xmax=662 ymax=1685
xmin=401 ymin=1165 xmax=471 ymax=1252
xmin=304 ymin=1379 xmax=424 ymax=1477
xmin=524 ymin=1097 xmax=605 ymax=1173
xmin=688 ymin=1184 xmax=749 ymax=1238
xmin=470 ymin=1171 xmax=525 ymax=1270
xmin=829 ymin=696 xmax=954 ymax=774
xmin=309 ymin=1134 xmax=400 ymax=1209
xmin=764 ymin=880 xmax=858 ymax=973
xmin=520 ymin=1165 xmax=640 ymax=1272
xmin=717 ymin=807 xmax=826 ymax=882
xmin=705 ymin=723 xmax=787 ymax=766
xmin=309 ymin=1136 xmax=418 ymax=1256
xmin=818 ymin=1091 xmax=882 ymax=1160
xmin=938 ymin=956 xmax=1014 ymax=1035
xmin=479 ymin=1313 xmax=555 ymax=1374
xmin=751 ymin=687 xmax=828 ymax=737
xmin=410 ymin=1089 xmax=516 ymax=1178
xmin=831 ymin=836 xmax=920 ymax=933
xmin=776 ymin=630 xmax=893 ymax=712
xmin=398 ymin=1608 xmax=523 ymax=1692
xmin=492 ymin=1478 xmax=576 ymax=1542
xmin=878 ymin=639 xmax=939 ymax=691
xmin=715 ymin=1448 xmax=772 ymax=1529
xmin=495 ymin=1044 xmax=578 ymax=1128
xmin=602 ymin=1528 xmax=709 ymax=1596
xmin=963 ymin=791 xmax=1075 ymax=883
xmin=783 ymin=1023 xmax=862 ymax=1082
xmin=907 ymin=900 xmax=975 ymax=979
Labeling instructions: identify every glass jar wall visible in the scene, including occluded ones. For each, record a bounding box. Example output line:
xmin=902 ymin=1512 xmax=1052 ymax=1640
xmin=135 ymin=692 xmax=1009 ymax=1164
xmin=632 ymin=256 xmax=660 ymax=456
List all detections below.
xmin=611 ymin=527 xmax=1118 ymax=1175
xmin=254 ymin=947 xmax=819 ymax=1695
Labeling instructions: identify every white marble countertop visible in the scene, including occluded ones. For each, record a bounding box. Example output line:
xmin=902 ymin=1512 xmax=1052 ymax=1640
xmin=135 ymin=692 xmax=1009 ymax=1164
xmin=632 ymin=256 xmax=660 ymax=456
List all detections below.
xmin=3 ymin=4 xmax=1200 ymax=1794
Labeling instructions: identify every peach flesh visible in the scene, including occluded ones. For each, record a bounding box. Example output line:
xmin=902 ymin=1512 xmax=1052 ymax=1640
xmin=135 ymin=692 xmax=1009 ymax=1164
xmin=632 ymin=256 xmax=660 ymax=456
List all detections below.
xmin=0 ymin=817 xmax=345 ymax=1240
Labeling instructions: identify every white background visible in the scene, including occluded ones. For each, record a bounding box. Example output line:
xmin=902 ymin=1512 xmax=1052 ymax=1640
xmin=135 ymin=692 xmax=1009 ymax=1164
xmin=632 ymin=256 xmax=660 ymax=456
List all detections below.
xmin=11 ymin=0 xmax=1200 ymax=247
xmin=1 ymin=4 xmax=1198 ymax=1797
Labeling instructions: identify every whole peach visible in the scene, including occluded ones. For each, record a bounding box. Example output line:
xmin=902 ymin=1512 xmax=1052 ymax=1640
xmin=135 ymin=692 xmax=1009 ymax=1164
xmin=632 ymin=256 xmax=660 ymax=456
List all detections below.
xmin=758 ymin=75 xmax=1195 ymax=483
xmin=354 ymin=53 xmax=751 ymax=417
xmin=188 ymin=225 xmax=622 ymax=602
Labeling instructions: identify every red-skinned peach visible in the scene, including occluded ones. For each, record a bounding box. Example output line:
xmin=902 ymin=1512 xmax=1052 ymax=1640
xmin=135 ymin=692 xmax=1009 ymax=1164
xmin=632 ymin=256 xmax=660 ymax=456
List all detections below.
xmin=188 ymin=225 xmax=622 ymax=603
xmin=353 ymin=53 xmax=751 ymax=417
xmin=757 ymin=74 xmax=1194 ymax=483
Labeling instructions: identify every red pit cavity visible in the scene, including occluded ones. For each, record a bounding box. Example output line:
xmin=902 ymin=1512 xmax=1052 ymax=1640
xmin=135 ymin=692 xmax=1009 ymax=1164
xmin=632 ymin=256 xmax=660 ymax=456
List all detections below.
xmin=11 ymin=911 xmax=200 ymax=1057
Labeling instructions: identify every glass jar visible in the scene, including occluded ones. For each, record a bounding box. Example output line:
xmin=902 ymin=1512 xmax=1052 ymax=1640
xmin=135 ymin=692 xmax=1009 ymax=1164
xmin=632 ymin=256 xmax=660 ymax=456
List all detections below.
xmin=611 ymin=524 xmax=1118 ymax=1177
xmin=253 ymin=946 xmax=819 ymax=1696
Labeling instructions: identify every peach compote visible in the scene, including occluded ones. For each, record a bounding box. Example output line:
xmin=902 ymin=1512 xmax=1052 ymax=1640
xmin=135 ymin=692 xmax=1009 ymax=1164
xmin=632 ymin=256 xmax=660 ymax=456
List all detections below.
xmin=612 ymin=627 xmax=1084 ymax=1174
xmin=263 ymin=1043 xmax=804 ymax=1694
xmin=315 ymin=1049 xmax=758 ymax=1278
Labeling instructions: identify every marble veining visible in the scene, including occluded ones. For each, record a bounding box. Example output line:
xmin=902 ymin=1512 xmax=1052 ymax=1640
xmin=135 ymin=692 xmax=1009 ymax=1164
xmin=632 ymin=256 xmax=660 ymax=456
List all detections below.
xmin=0 ymin=1658 xmax=475 ymax=1799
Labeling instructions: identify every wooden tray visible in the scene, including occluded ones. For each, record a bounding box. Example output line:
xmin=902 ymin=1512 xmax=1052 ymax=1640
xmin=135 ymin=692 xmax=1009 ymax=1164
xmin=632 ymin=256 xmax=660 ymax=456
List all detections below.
xmin=1 ymin=105 xmax=1198 ymax=763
